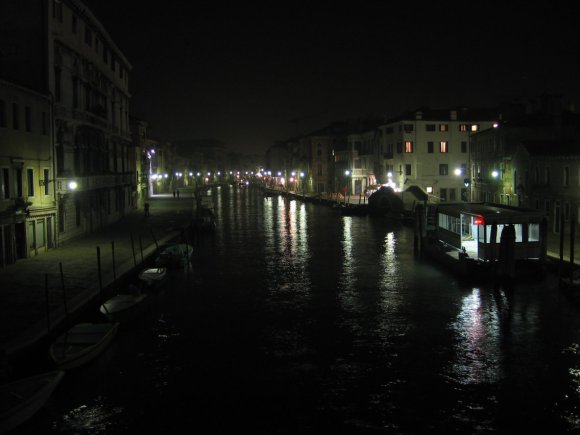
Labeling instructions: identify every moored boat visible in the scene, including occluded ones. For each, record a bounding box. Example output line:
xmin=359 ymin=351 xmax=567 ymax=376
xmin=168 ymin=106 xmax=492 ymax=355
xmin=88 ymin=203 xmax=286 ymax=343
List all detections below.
xmin=138 ymin=267 xmax=167 ymax=288
xmin=155 ymin=244 xmax=193 ymax=268
xmin=0 ymin=370 xmax=64 ymax=434
xmin=99 ymin=286 xmax=148 ymax=322
xmin=420 ymin=202 xmax=548 ymax=282
xmin=49 ymin=322 xmax=119 ymax=370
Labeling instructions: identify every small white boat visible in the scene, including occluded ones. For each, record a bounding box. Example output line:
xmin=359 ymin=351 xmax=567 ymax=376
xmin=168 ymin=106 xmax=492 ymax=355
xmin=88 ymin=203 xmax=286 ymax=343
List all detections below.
xmin=49 ymin=322 xmax=119 ymax=370
xmin=99 ymin=287 xmax=148 ymax=322
xmin=0 ymin=370 xmax=64 ymax=434
xmin=138 ymin=267 xmax=167 ymax=287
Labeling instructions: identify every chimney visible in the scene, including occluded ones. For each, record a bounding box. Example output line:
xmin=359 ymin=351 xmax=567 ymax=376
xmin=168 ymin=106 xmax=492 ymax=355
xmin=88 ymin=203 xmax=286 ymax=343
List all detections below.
xmin=415 ymin=111 xmax=423 ymax=120
xmin=450 ymin=110 xmax=457 ymax=121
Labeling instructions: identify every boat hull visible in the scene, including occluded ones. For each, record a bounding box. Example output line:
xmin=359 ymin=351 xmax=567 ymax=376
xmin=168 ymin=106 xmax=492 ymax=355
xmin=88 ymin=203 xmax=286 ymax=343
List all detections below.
xmin=0 ymin=370 xmax=64 ymax=434
xmin=49 ymin=323 xmax=119 ymax=370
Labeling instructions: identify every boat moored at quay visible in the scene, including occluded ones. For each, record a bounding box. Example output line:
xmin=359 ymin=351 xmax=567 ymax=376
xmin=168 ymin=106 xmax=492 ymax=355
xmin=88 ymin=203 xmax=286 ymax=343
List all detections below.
xmin=417 ymin=202 xmax=548 ymax=283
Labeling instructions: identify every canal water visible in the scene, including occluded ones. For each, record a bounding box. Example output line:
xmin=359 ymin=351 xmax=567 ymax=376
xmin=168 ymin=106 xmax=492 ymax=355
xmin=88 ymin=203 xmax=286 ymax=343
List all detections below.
xmin=14 ymin=185 xmax=580 ymax=434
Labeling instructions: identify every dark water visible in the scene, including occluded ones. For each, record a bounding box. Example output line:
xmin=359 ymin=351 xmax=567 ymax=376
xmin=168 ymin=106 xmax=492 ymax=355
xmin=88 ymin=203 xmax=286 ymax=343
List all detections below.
xmin=14 ymin=185 xmax=580 ymax=434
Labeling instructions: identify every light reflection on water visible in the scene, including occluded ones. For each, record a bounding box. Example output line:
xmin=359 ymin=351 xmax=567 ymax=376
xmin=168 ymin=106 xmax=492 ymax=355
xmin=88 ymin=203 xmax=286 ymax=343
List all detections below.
xmin=448 ymin=288 xmax=503 ymax=385
xmin=29 ymin=186 xmax=580 ymax=433
xmin=55 ymin=397 xmax=123 ymax=434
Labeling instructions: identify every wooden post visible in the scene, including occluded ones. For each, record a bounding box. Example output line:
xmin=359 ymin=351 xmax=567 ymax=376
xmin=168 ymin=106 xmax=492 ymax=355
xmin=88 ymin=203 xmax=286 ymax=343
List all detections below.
xmin=96 ymin=246 xmax=103 ymax=300
xmin=111 ymin=241 xmax=117 ymax=284
xmin=45 ymin=273 xmax=51 ymax=333
xmin=139 ymin=234 xmax=144 ymax=264
xmin=560 ymin=210 xmax=565 ymax=267
xmin=150 ymin=228 xmax=159 ymax=250
xmin=130 ymin=233 xmax=137 ymax=267
xmin=59 ymin=262 xmax=69 ymax=323
xmin=570 ymin=211 xmax=576 ymax=286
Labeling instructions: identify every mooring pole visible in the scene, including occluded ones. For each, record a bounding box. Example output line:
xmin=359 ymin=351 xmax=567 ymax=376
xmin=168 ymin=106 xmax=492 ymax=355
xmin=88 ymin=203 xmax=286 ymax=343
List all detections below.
xmin=111 ymin=241 xmax=117 ymax=284
xmin=59 ymin=262 xmax=69 ymax=323
xmin=96 ymin=246 xmax=103 ymax=300
xmin=139 ymin=235 xmax=144 ymax=264
xmin=130 ymin=233 xmax=137 ymax=267
xmin=570 ymin=211 xmax=576 ymax=286
xmin=45 ymin=273 xmax=51 ymax=334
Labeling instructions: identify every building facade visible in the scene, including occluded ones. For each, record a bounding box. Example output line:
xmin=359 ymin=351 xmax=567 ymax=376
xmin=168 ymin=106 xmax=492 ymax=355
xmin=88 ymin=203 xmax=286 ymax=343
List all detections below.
xmin=0 ymin=0 xmax=135 ymax=245
xmin=0 ymin=79 xmax=55 ymax=267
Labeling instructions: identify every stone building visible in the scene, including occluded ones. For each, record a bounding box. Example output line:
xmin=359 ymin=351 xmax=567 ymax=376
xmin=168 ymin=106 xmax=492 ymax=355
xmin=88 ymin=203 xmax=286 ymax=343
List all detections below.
xmin=0 ymin=0 xmax=134 ymax=245
xmin=0 ymin=79 xmax=55 ymax=267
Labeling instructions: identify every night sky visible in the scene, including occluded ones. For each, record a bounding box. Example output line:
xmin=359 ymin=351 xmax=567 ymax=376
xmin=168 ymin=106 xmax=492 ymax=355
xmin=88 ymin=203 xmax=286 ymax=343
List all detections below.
xmin=84 ymin=1 xmax=580 ymax=155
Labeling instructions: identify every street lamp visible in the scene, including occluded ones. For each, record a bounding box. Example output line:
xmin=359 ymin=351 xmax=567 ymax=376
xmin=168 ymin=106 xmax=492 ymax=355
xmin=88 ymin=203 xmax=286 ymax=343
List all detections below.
xmin=344 ymin=170 xmax=351 ymax=204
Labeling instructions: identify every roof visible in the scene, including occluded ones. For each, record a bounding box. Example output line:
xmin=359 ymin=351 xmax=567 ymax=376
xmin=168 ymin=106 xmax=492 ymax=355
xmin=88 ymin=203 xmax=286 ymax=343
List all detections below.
xmin=385 ymin=106 xmax=500 ymax=124
xmin=435 ymin=202 xmax=546 ymax=223
xmin=522 ymin=140 xmax=580 ymax=157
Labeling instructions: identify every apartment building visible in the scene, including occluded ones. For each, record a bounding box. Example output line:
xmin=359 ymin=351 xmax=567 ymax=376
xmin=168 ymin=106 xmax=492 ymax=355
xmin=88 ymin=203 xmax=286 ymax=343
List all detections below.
xmin=0 ymin=0 xmax=134 ymax=244
xmin=0 ymin=80 xmax=55 ymax=267
xmin=379 ymin=107 xmax=499 ymax=203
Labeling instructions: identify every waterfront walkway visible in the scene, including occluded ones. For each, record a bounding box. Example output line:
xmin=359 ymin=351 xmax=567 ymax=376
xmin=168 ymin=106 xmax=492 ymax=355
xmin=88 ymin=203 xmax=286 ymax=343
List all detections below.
xmin=0 ymin=193 xmax=196 ymax=369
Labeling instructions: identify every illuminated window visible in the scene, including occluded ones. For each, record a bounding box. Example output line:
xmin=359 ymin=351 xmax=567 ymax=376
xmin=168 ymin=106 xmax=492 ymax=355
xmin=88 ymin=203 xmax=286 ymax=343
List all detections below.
xmin=439 ymin=124 xmax=448 ymax=132
xmin=459 ymin=124 xmax=468 ymax=132
xmin=405 ymin=141 xmax=413 ymax=153
xmin=471 ymin=124 xmax=479 ymax=132
xmin=440 ymin=141 xmax=448 ymax=153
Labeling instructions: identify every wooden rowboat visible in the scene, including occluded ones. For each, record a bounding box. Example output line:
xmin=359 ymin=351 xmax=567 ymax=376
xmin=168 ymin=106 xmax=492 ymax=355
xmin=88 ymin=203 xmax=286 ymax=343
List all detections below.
xmin=99 ymin=290 xmax=148 ymax=323
xmin=138 ymin=267 xmax=167 ymax=287
xmin=49 ymin=322 xmax=119 ymax=370
xmin=0 ymin=370 xmax=64 ymax=434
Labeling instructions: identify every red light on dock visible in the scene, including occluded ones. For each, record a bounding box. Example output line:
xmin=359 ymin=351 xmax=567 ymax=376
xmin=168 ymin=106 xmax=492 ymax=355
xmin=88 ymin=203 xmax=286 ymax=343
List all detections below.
xmin=474 ymin=215 xmax=485 ymax=225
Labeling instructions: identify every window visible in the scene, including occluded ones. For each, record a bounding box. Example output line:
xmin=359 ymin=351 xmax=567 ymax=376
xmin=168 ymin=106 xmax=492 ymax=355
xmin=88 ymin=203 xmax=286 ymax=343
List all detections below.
xmin=426 ymin=124 xmax=436 ymax=132
xmin=405 ymin=164 xmax=412 ymax=176
xmin=42 ymin=112 xmax=48 ymax=135
xmin=385 ymin=126 xmax=393 ymax=134
xmin=55 ymin=67 xmax=61 ymax=102
xmin=440 ymin=188 xmax=448 ymax=201
xmin=564 ymin=167 xmax=569 ymax=187
xmin=427 ymin=142 xmax=434 ymax=153
xmin=459 ymin=124 xmax=468 ymax=132
xmin=12 ymin=104 xmax=19 ymax=130
xmin=403 ymin=124 xmax=414 ymax=133
xmin=73 ymin=77 xmax=78 ymax=108
xmin=461 ymin=141 xmax=467 ymax=153
xmin=405 ymin=141 xmax=413 ymax=153
xmin=317 ymin=164 xmax=322 ymax=176
xmin=449 ymin=188 xmax=456 ymax=201
xmin=471 ymin=124 xmax=479 ymax=132
xmin=53 ymin=0 xmax=63 ymax=21
xmin=25 ymin=106 xmax=31 ymax=132
xmin=439 ymin=124 xmax=448 ymax=132
xmin=85 ymin=26 xmax=93 ymax=47
xmin=536 ymin=167 xmax=540 ymax=184
xmin=440 ymin=141 xmax=448 ymax=153
xmin=2 ymin=168 xmax=9 ymax=199
xmin=43 ymin=169 xmax=50 ymax=195
xmin=439 ymin=164 xmax=449 ymax=175
xmin=396 ymin=142 xmax=402 ymax=153
xmin=27 ymin=169 xmax=34 ymax=197
xmin=0 ymin=100 xmax=5 ymax=127
xmin=545 ymin=167 xmax=550 ymax=184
